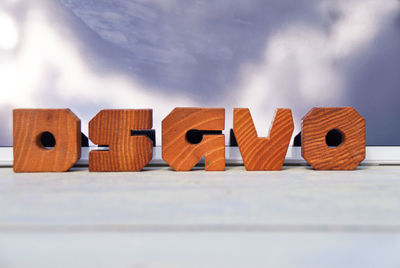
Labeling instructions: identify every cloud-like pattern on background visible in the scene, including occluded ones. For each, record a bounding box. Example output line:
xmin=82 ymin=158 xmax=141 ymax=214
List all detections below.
xmin=0 ymin=0 xmax=399 ymax=146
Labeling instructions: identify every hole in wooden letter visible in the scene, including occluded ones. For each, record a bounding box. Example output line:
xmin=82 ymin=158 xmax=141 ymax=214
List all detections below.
xmin=37 ymin=131 xmax=56 ymax=150
xmin=325 ymin=129 xmax=343 ymax=148
xmin=185 ymin=129 xmax=222 ymax=144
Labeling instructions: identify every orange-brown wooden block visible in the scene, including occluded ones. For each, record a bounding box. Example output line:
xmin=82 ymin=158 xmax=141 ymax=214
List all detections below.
xmin=301 ymin=107 xmax=365 ymax=170
xmin=89 ymin=109 xmax=153 ymax=172
xmin=162 ymin=108 xmax=225 ymax=171
xmin=233 ymin=108 xmax=294 ymax=170
xmin=13 ymin=109 xmax=81 ymax=172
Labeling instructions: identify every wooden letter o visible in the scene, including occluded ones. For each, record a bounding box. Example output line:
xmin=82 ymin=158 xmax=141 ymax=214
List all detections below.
xmin=301 ymin=107 xmax=365 ymax=170
xmin=13 ymin=109 xmax=81 ymax=172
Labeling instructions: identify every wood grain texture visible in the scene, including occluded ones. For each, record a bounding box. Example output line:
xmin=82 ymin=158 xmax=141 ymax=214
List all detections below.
xmin=89 ymin=109 xmax=153 ymax=172
xmin=162 ymin=108 xmax=225 ymax=171
xmin=233 ymin=108 xmax=294 ymax=170
xmin=301 ymin=107 xmax=365 ymax=170
xmin=13 ymin=109 xmax=81 ymax=172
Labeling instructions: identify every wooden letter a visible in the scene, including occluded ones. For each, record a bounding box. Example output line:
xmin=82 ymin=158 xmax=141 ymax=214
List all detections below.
xmin=162 ymin=108 xmax=225 ymax=171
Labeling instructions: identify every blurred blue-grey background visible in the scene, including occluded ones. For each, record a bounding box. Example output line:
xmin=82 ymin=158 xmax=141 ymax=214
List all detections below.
xmin=1 ymin=0 xmax=399 ymax=145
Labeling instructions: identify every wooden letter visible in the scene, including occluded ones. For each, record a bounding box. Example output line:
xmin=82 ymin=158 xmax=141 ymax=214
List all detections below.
xmin=13 ymin=109 xmax=81 ymax=172
xmin=89 ymin=109 xmax=153 ymax=172
xmin=162 ymin=108 xmax=225 ymax=171
xmin=233 ymin=108 xmax=294 ymax=170
xmin=301 ymin=107 xmax=365 ymax=170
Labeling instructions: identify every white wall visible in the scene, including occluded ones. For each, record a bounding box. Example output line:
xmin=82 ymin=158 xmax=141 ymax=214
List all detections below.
xmin=1 ymin=0 xmax=399 ymax=145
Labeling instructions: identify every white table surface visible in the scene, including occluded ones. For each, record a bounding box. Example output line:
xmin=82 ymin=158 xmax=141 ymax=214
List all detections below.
xmin=1 ymin=165 xmax=400 ymax=267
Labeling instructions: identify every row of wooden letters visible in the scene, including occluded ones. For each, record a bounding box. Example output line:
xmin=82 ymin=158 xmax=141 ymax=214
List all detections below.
xmin=13 ymin=107 xmax=366 ymax=172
